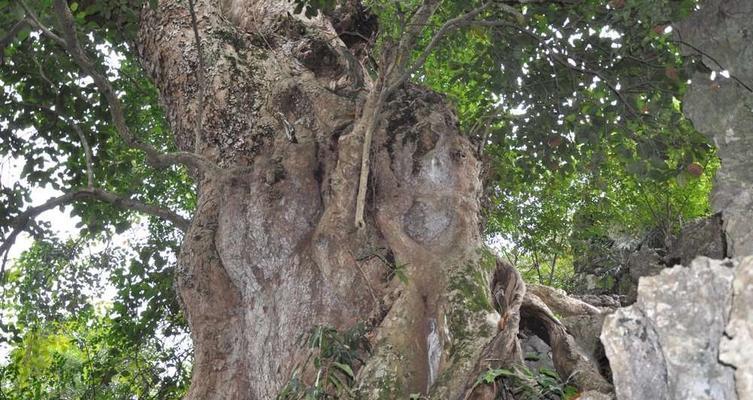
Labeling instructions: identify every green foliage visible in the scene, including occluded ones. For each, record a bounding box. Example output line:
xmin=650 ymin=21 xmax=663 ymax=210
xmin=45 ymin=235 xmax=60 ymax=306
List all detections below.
xmin=1 ymin=2 xmax=193 ymax=393
xmin=400 ymin=0 xmax=717 ymax=287
xmin=474 ymin=365 xmax=579 ymax=400
xmin=277 ymin=324 xmax=370 ymax=400
xmin=0 ymin=0 xmax=724 ymax=395
xmin=0 ymin=0 xmax=194 ymax=239
xmin=1 ymin=312 xmax=189 ymax=400
xmin=0 ymin=236 xmax=190 ymax=399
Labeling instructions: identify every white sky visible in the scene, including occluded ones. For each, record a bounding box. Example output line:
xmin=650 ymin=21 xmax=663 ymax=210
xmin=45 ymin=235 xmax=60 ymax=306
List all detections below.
xmin=0 ymin=151 xmax=80 ymax=263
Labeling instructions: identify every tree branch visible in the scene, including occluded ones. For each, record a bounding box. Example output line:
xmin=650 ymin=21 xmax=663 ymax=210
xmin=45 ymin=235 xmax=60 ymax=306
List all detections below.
xmin=355 ymin=1 xmax=517 ymax=228
xmin=71 ymin=124 xmax=94 ymax=189
xmin=0 ymin=188 xmax=191 ymax=259
xmin=29 ymin=0 xmax=218 ymax=173
xmin=17 ymin=0 xmax=65 ymax=45
xmin=386 ymin=2 xmax=511 ymax=95
xmin=354 ymin=89 xmax=387 ymax=229
xmin=395 ymin=0 xmax=442 ymax=65
xmin=670 ymin=37 xmax=753 ymax=92
xmin=354 ymin=0 xmax=579 ymax=228
xmin=527 ymin=284 xmax=602 ymax=316
xmin=520 ymin=292 xmax=612 ymax=393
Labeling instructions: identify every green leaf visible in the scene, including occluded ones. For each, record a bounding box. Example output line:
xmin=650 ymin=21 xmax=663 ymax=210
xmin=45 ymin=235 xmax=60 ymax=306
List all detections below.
xmin=332 ymin=362 xmax=354 ymax=379
xmin=15 ymin=26 xmax=31 ymax=42
xmin=539 ymin=367 xmax=560 ymax=379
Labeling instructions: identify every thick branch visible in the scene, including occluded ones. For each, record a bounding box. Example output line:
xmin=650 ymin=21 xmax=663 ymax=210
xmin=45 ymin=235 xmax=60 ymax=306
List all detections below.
xmin=31 ymin=0 xmax=217 ymax=173
xmin=0 ymin=188 xmax=190 ymax=259
xmin=75 ymin=188 xmax=190 ymax=231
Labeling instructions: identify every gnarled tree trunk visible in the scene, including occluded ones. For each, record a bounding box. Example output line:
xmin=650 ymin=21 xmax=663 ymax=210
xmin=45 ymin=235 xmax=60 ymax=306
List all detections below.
xmin=136 ymin=1 xmax=611 ymax=398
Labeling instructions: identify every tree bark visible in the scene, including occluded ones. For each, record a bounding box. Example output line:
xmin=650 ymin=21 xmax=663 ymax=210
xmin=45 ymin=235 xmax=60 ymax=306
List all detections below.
xmin=135 ymin=1 xmax=611 ymax=398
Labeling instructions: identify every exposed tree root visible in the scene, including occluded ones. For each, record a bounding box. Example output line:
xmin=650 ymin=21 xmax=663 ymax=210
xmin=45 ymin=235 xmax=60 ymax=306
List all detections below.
xmin=526 ymin=284 xmax=602 ymax=316
xmin=520 ymin=293 xmax=613 ymax=393
xmin=460 ymin=260 xmax=613 ymax=399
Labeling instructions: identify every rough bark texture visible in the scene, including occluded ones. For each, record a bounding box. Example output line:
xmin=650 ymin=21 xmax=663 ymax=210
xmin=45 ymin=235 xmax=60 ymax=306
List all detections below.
xmin=676 ymin=0 xmax=753 ymax=257
xmin=134 ymin=1 xmax=612 ymax=398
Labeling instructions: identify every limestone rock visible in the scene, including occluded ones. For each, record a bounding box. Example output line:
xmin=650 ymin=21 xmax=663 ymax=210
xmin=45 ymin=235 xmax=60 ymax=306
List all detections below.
xmin=677 ymin=0 xmax=753 ymax=257
xmin=601 ymin=257 xmax=739 ymax=400
xmin=520 ymin=332 xmax=554 ymax=372
xmin=719 ymin=256 xmax=753 ymax=400
xmin=666 ymin=213 xmax=726 ymax=265
xmin=572 ymin=294 xmax=624 ymax=309
xmin=627 ymin=248 xmax=664 ymax=281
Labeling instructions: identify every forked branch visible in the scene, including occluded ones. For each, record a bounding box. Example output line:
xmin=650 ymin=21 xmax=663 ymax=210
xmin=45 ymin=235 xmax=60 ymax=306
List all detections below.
xmin=353 ymin=0 xmax=523 ymax=228
xmin=385 ymin=2 xmax=519 ymax=95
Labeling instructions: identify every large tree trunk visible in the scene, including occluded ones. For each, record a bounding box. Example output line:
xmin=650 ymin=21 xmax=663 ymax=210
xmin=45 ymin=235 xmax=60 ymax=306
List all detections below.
xmin=136 ymin=1 xmax=611 ymax=398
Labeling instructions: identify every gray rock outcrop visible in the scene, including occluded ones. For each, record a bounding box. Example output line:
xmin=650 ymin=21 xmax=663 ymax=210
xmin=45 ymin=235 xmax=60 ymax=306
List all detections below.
xmin=601 ymin=257 xmax=753 ymax=400
xmin=570 ymin=214 xmax=725 ymax=304
xmin=719 ymin=257 xmax=753 ymax=400
xmin=666 ymin=213 xmax=726 ymax=265
xmin=677 ymin=0 xmax=753 ymax=257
